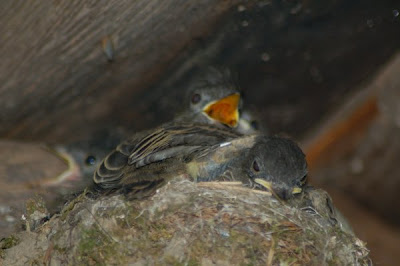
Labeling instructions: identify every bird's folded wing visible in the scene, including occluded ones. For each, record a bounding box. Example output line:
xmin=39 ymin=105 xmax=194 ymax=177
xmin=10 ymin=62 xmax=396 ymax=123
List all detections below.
xmin=126 ymin=124 xmax=241 ymax=167
xmin=94 ymin=124 xmax=241 ymax=190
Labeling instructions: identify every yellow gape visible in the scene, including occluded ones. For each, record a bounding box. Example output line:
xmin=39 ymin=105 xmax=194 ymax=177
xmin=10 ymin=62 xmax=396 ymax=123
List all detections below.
xmin=203 ymin=93 xmax=240 ymax=127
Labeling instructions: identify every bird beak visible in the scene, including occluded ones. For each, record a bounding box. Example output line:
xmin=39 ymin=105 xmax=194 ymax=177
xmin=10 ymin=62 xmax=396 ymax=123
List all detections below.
xmin=254 ymin=178 xmax=302 ymax=201
xmin=254 ymin=178 xmax=273 ymax=191
xmin=203 ymin=93 xmax=240 ymax=127
xmin=43 ymin=145 xmax=82 ymax=186
xmin=254 ymin=178 xmax=282 ymax=201
xmin=292 ymin=187 xmax=303 ymax=194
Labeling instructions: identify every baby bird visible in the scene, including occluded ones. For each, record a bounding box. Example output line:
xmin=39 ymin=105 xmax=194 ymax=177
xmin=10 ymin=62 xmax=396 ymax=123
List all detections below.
xmin=173 ymin=67 xmax=264 ymax=135
xmin=238 ymin=136 xmax=307 ymax=200
xmin=185 ymin=134 xmax=307 ymax=200
xmin=174 ymin=68 xmax=241 ymax=128
xmin=92 ymin=68 xmax=270 ymax=197
xmin=93 ymin=124 xmax=307 ymax=200
xmin=48 ymin=128 xmax=126 ymax=195
xmin=93 ymin=124 xmax=241 ymax=191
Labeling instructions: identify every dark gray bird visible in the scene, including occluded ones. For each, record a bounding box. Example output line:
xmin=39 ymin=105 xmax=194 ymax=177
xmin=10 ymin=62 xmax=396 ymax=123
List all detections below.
xmin=90 ymin=69 xmax=268 ymax=197
xmin=49 ymin=128 xmax=126 ymax=194
xmin=93 ymin=124 xmax=241 ymax=192
xmin=93 ymin=124 xmax=307 ymax=200
xmin=0 ymin=129 xmax=126 ymax=238
xmin=184 ymin=134 xmax=307 ymax=200
xmin=173 ymin=67 xmax=265 ymax=135
xmin=239 ymin=136 xmax=307 ymax=200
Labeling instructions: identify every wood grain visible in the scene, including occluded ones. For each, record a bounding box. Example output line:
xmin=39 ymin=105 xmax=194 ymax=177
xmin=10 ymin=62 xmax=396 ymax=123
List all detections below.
xmin=0 ymin=0 xmax=240 ymax=141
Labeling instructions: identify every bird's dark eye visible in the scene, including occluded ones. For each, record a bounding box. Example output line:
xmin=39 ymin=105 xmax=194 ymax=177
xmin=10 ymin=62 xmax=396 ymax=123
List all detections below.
xmin=85 ymin=155 xmax=97 ymax=166
xmin=252 ymin=160 xmax=260 ymax=172
xmin=191 ymin=93 xmax=201 ymax=104
xmin=250 ymin=120 xmax=259 ymax=130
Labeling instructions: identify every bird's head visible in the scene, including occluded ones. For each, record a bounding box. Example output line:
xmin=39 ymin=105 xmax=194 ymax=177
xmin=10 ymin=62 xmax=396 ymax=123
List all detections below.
xmin=243 ymin=136 xmax=308 ymax=200
xmin=186 ymin=68 xmax=242 ymax=128
xmin=48 ymin=129 xmax=125 ymax=190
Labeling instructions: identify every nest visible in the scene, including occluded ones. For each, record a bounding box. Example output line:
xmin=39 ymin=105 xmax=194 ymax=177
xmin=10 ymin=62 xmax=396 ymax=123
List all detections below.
xmin=1 ymin=178 xmax=370 ymax=265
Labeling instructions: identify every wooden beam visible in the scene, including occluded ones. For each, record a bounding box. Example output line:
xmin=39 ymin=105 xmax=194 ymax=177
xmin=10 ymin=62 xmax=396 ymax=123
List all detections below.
xmin=0 ymin=0 xmax=240 ymax=141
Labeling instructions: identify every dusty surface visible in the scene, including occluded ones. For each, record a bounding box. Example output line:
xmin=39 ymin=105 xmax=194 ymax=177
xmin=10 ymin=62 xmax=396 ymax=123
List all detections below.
xmin=1 ymin=179 xmax=370 ymax=265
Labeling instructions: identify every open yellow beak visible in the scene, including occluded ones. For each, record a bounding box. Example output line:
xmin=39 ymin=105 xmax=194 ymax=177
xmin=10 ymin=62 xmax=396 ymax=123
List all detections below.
xmin=203 ymin=93 xmax=240 ymax=127
xmin=44 ymin=146 xmax=82 ymax=186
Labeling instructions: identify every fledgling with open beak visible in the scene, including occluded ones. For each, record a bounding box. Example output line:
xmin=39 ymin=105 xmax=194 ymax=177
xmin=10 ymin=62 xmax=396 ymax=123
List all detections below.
xmin=93 ymin=124 xmax=307 ymax=201
xmin=88 ymin=68 xmax=259 ymax=175
xmin=0 ymin=131 xmax=122 ymax=238
xmin=173 ymin=68 xmax=258 ymax=134
xmin=44 ymin=128 xmax=127 ymax=195
xmin=0 ymin=131 xmax=121 ymax=206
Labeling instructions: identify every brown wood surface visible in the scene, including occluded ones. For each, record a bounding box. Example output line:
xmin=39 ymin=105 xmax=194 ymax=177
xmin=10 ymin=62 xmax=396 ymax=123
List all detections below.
xmin=1 ymin=1 xmax=399 ymax=144
xmin=0 ymin=0 xmax=239 ymax=141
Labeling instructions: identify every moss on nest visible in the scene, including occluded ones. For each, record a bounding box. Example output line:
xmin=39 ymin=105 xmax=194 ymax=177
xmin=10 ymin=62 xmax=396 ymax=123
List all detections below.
xmin=0 ymin=235 xmax=19 ymax=258
xmin=0 ymin=178 xmax=371 ymax=265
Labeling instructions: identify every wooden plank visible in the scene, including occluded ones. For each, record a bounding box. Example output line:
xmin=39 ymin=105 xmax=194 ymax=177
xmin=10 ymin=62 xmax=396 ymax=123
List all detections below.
xmin=0 ymin=0 xmax=240 ymax=141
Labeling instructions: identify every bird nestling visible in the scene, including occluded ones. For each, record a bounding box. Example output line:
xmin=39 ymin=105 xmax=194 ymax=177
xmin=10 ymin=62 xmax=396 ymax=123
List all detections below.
xmin=173 ymin=67 xmax=262 ymax=135
xmin=93 ymin=124 xmax=307 ymax=200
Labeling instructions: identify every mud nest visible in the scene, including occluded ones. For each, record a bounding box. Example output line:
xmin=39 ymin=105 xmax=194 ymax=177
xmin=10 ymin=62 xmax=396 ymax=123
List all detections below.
xmin=1 ymin=178 xmax=370 ymax=265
